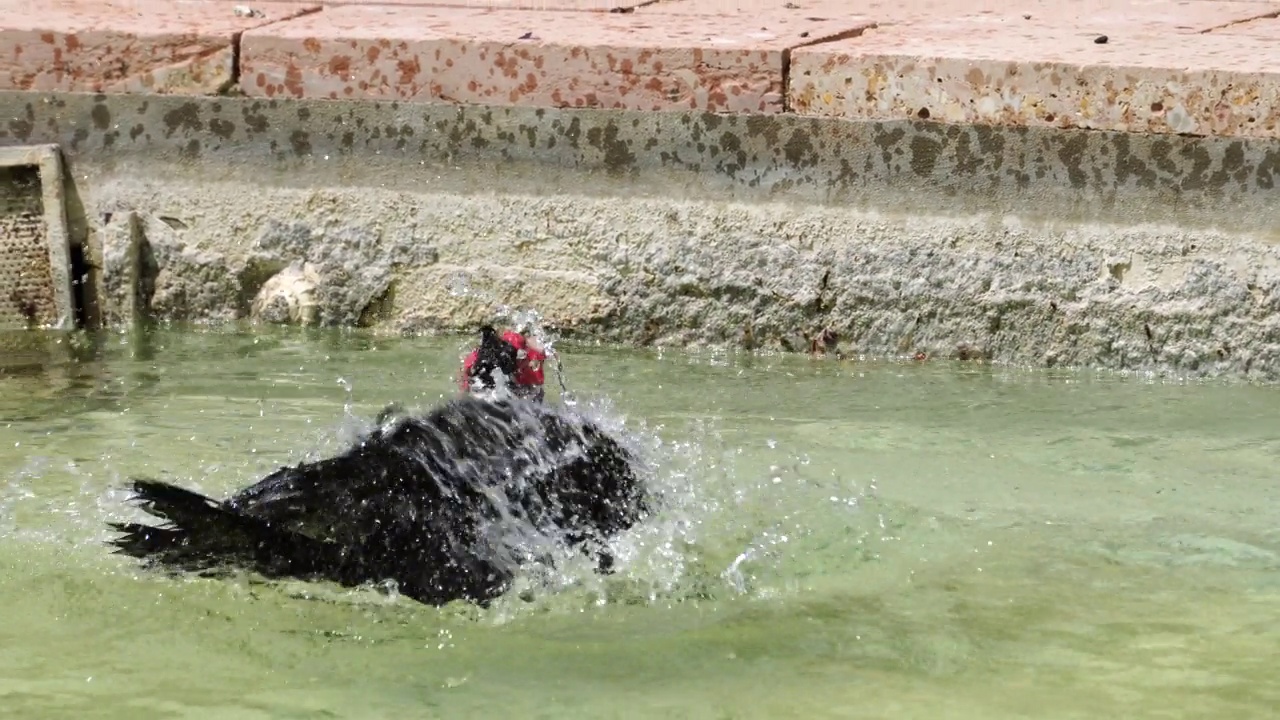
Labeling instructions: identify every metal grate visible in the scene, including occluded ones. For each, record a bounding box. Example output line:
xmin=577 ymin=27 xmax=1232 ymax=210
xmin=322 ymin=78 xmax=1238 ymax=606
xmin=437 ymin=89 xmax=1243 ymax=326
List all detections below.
xmin=0 ymin=145 xmax=72 ymax=330
xmin=0 ymin=165 xmax=52 ymax=327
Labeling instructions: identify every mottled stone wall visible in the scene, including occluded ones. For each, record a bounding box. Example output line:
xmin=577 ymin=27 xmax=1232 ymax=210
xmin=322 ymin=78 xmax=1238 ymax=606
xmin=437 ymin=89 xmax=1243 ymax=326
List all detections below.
xmin=5 ymin=91 xmax=1280 ymax=379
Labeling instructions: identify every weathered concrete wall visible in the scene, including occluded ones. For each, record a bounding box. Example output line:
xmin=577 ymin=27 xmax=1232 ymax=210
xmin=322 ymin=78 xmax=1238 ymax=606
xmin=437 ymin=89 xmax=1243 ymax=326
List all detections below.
xmin=4 ymin=91 xmax=1280 ymax=379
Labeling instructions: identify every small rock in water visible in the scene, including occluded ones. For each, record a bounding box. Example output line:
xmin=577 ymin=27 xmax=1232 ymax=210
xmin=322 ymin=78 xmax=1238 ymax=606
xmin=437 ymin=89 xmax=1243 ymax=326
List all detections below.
xmin=250 ymin=263 xmax=321 ymax=326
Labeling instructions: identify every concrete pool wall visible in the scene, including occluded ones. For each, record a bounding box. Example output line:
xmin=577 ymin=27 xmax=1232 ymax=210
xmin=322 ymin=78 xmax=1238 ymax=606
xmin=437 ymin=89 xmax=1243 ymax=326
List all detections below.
xmin=2 ymin=0 xmax=1280 ymax=378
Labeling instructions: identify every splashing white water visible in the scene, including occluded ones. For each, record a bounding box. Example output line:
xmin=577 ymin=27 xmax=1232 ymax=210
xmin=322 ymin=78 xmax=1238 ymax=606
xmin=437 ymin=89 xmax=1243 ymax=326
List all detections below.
xmin=446 ymin=272 xmax=572 ymax=401
xmin=0 ymin=319 xmax=884 ymax=623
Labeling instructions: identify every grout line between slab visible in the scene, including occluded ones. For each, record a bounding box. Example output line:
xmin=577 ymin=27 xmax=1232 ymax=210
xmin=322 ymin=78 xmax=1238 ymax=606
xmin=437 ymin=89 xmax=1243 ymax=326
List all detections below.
xmin=780 ymin=23 xmax=878 ymax=113
xmin=1199 ymin=7 xmax=1280 ymax=33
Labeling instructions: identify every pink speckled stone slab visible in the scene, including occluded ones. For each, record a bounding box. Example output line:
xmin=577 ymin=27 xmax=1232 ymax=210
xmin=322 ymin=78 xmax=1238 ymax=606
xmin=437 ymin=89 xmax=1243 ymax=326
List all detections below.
xmin=790 ymin=22 xmax=1280 ymax=138
xmin=238 ymin=4 xmax=874 ymax=112
xmin=642 ymin=0 xmax=1280 ymax=32
xmin=316 ymin=0 xmax=655 ymax=9
xmin=0 ymin=0 xmax=319 ymax=94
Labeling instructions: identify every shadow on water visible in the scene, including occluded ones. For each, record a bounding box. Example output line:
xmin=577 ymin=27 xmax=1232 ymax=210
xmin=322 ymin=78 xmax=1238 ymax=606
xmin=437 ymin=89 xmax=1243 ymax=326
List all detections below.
xmin=2 ymin=322 xmax=1280 ymax=717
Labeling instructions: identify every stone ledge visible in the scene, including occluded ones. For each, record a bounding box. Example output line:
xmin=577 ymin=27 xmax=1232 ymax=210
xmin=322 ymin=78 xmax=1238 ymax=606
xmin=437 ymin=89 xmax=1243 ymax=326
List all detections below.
xmin=640 ymin=0 xmax=1280 ymax=32
xmin=314 ymin=0 xmax=655 ymax=9
xmin=0 ymin=0 xmax=1277 ymax=136
xmin=4 ymin=91 xmax=1280 ymax=378
xmin=0 ymin=0 xmax=320 ymax=94
xmin=238 ymin=4 xmax=872 ymax=112
xmin=8 ymin=91 xmax=1277 ymax=239
xmin=789 ymin=22 xmax=1280 ymax=139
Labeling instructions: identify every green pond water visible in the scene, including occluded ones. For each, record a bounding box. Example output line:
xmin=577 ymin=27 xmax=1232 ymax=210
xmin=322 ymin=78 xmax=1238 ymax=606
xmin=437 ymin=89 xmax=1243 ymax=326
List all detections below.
xmin=1 ymin=326 xmax=1279 ymax=719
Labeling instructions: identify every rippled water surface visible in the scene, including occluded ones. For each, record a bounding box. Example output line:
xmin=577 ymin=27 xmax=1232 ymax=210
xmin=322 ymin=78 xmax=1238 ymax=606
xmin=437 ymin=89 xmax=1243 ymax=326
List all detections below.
xmin=2 ymin=326 xmax=1279 ymax=719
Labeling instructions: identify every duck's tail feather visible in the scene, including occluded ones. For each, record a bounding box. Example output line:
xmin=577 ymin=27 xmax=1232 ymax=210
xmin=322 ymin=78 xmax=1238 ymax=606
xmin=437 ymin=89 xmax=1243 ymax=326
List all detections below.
xmin=108 ymin=478 xmax=341 ymax=581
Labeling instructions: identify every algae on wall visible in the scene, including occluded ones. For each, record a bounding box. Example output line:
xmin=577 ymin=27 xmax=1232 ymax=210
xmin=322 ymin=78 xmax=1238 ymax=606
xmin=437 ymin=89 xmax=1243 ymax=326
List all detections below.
xmin=6 ymin=92 xmax=1279 ymax=380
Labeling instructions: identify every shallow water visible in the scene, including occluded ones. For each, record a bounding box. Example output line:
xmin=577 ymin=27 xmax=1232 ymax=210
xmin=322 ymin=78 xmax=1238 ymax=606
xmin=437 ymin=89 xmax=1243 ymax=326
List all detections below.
xmin=2 ymin=326 xmax=1279 ymax=719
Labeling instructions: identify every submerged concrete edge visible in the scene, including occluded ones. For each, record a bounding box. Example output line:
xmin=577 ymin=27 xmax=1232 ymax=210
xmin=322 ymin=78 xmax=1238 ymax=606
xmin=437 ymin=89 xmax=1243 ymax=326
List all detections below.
xmin=4 ymin=91 xmax=1280 ymax=381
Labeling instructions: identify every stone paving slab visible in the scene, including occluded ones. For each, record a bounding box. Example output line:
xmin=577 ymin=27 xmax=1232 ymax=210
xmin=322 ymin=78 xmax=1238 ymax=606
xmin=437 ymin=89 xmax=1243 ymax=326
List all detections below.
xmin=201 ymin=0 xmax=654 ymax=7
xmin=790 ymin=21 xmax=1280 ymax=138
xmin=308 ymin=0 xmax=653 ymax=10
xmin=639 ymin=0 xmax=1280 ymax=30
xmin=238 ymin=4 xmax=873 ymax=112
xmin=0 ymin=0 xmax=319 ymax=94
xmin=1 ymin=0 xmax=1279 ymax=138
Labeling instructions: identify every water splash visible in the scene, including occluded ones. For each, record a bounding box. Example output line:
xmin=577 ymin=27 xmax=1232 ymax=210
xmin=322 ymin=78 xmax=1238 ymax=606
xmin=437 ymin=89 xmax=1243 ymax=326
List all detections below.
xmin=473 ymin=401 xmax=887 ymax=624
xmin=0 ymin=456 xmax=44 ymax=537
xmin=3 ymin=389 xmax=882 ymax=623
xmin=0 ymin=320 xmax=887 ymax=622
xmin=446 ymin=272 xmax=572 ymax=401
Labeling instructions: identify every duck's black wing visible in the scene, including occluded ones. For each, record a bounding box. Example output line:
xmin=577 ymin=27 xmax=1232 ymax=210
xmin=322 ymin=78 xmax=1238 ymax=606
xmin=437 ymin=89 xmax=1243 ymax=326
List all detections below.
xmin=225 ymin=430 xmax=465 ymax=546
xmin=223 ymin=397 xmax=536 ymax=545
